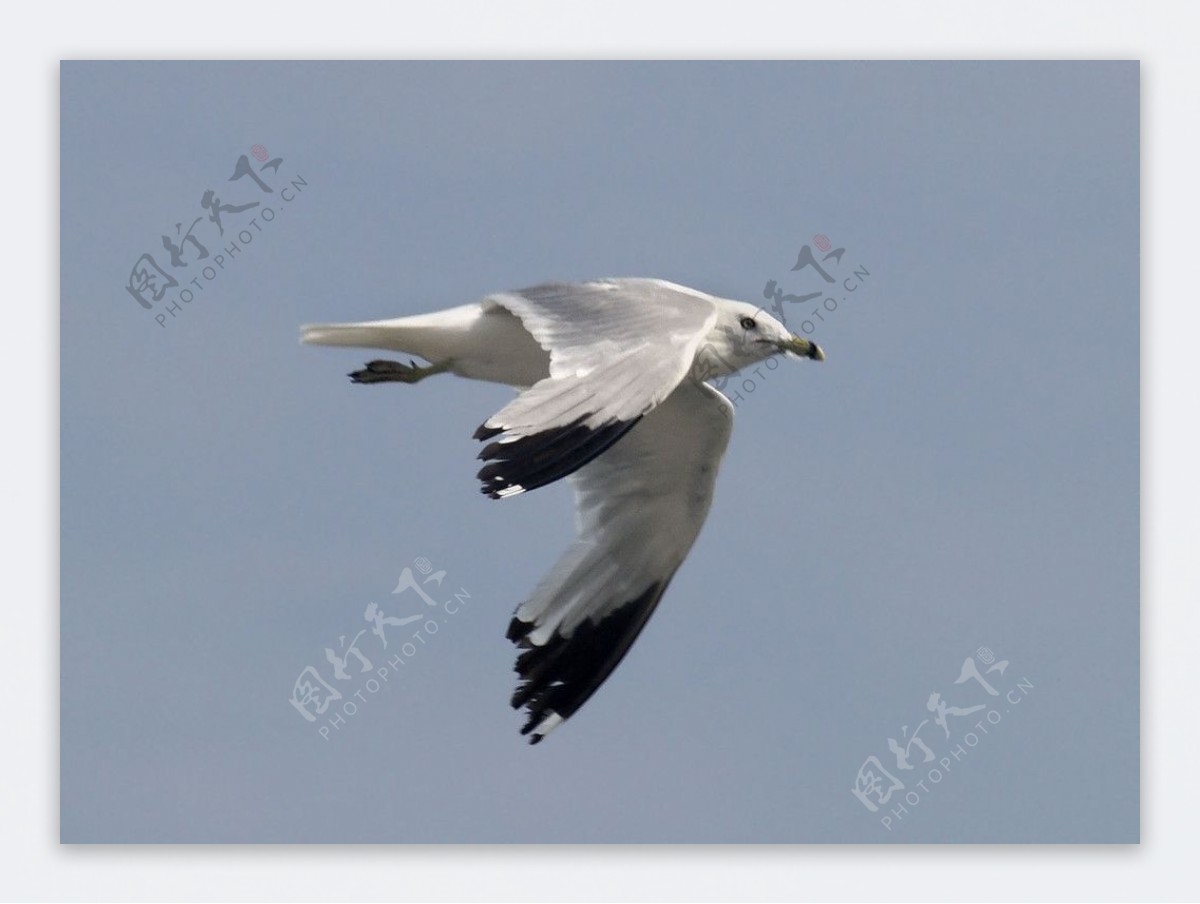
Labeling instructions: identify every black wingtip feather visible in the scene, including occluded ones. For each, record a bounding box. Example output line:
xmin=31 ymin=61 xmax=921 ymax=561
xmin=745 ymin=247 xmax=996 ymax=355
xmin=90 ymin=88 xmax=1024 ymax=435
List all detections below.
xmin=476 ymin=414 xmax=642 ymax=498
xmin=473 ymin=422 xmax=503 ymax=441
xmin=505 ymin=616 xmax=529 ymax=642
xmin=509 ymin=581 xmax=669 ymax=738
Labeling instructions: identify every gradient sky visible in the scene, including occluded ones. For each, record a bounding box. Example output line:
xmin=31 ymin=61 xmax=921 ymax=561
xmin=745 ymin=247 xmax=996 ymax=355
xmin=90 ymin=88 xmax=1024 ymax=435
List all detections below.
xmin=60 ymin=60 xmax=1138 ymax=842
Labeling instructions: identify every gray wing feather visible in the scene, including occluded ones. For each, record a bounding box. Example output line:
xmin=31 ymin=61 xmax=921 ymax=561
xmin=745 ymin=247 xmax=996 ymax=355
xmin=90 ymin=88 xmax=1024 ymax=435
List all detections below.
xmin=474 ymin=279 xmax=718 ymax=497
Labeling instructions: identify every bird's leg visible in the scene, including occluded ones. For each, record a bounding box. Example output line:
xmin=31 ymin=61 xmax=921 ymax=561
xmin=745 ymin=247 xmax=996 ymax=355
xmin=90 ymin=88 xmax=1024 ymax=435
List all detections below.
xmin=349 ymin=358 xmax=452 ymax=385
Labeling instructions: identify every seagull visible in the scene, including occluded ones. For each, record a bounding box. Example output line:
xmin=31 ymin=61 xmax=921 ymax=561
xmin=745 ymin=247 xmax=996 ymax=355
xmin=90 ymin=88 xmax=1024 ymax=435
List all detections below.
xmin=301 ymin=278 xmax=824 ymax=743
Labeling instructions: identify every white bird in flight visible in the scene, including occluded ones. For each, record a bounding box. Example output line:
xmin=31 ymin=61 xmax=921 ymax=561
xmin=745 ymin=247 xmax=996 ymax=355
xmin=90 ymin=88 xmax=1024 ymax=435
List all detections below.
xmin=301 ymin=278 xmax=824 ymax=744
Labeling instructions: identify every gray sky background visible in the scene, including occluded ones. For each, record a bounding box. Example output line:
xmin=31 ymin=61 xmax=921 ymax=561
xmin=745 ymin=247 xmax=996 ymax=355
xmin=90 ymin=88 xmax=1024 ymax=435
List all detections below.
xmin=60 ymin=61 xmax=1138 ymax=843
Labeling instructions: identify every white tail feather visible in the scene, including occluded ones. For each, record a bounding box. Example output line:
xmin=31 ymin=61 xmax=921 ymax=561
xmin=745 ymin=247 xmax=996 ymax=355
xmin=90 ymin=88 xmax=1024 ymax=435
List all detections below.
xmin=300 ymin=319 xmax=424 ymax=353
xmin=299 ymin=304 xmax=487 ymax=360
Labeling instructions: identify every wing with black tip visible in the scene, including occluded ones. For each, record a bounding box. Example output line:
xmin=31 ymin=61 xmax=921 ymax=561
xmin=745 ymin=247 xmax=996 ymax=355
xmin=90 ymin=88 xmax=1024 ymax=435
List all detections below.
xmin=474 ymin=279 xmax=717 ymax=498
xmin=505 ymin=380 xmax=734 ymax=743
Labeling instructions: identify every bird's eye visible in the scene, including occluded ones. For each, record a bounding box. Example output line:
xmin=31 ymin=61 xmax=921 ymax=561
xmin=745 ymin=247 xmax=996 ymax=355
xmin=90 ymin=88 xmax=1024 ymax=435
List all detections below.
xmin=739 ymin=316 xmax=757 ymax=330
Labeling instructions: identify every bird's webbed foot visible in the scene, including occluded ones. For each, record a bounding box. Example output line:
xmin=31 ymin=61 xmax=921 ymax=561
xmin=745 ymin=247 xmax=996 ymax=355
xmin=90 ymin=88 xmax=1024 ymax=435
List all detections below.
xmin=349 ymin=358 xmax=450 ymax=385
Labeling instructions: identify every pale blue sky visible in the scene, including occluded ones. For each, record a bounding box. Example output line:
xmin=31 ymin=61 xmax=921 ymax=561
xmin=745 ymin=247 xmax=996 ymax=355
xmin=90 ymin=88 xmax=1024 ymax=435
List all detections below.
xmin=60 ymin=61 xmax=1138 ymax=842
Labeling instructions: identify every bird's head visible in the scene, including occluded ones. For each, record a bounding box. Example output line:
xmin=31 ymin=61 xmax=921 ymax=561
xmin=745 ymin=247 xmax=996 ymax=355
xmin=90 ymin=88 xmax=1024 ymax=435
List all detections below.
xmin=696 ymin=300 xmax=825 ymax=379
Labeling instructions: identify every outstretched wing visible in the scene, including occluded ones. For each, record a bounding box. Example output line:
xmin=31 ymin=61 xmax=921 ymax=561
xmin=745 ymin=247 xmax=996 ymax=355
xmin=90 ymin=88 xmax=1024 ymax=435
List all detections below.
xmin=474 ymin=279 xmax=718 ymax=498
xmin=506 ymin=380 xmax=734 ymax=743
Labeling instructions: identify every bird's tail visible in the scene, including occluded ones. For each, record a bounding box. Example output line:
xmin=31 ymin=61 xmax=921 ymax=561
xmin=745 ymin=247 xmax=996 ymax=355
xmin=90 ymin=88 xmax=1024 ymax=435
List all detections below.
xmin=300 ymin=304 xmax=481 ymax=359
xmin=300 ymin=318 xmax=419 ymax=353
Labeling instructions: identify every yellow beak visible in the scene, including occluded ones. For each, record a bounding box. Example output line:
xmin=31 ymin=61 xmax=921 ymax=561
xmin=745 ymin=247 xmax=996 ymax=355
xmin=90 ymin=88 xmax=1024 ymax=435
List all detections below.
xmin=779 ymin=335 xmax=826 ymax=361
